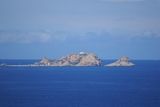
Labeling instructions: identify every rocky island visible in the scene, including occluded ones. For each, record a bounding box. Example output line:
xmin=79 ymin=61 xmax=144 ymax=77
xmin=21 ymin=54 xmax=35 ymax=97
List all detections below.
xmin=106 ymin=56 xmax=135 ymax=67
xmin=0 ymin=52 xmax=135 ymax=67
xmin=34 ymin=52 xmax=101 ymax=66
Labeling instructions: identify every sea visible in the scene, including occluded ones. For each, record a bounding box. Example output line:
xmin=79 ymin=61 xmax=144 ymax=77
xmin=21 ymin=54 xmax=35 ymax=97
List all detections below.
xmin=0 ymin=60 xmax=160 ymax=107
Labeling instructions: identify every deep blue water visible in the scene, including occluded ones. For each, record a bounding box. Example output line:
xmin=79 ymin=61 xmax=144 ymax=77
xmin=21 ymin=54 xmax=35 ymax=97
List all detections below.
xmin=0 ymin=60 xmax=160 ymax=107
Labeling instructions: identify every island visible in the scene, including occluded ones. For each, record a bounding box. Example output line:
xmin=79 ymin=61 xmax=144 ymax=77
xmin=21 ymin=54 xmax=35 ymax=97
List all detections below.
xmin=34 ymin=52 xmax=101 ymax=66
xmin=105 ymin=56 xmax=135 ymax=67
xmin=0 ymin=52 xmax=135 ymax=67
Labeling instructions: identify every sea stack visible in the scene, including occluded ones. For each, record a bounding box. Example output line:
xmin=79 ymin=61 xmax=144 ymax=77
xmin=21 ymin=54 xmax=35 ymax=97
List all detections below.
xmin=35 ymin=52 xmax=101 ymax=66
xmin=106 ymin=56 xmax=135 ymax=67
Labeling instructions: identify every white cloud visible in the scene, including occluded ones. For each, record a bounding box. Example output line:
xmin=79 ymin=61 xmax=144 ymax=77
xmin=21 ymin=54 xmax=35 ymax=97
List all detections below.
xmin=0 ymin=30 xmax=159 ymax=44
xmin=0 ymin=31 xmax=51 ymax=43
xmin=0 ymin=30 xmax=76 ymax=44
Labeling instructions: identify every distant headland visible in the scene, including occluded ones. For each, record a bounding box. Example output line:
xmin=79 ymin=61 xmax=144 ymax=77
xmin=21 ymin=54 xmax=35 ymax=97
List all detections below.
xmin=0 ymin=52 xmax=135 ymax=67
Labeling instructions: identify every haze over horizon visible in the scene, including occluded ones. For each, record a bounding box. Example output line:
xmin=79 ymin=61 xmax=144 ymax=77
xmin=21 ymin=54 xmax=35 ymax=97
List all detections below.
xmin=0 ymin=0 xmax=160 ymax=59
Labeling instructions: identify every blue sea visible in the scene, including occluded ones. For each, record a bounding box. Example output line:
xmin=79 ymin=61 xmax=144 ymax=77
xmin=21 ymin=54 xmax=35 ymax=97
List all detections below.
xmin=0 ymin=60 xmax=160 ymax=107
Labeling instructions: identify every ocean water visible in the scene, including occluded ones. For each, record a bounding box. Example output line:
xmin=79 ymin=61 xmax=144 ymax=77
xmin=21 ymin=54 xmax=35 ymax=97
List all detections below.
xmin=0 ymin=60 xmax=160 ymax=107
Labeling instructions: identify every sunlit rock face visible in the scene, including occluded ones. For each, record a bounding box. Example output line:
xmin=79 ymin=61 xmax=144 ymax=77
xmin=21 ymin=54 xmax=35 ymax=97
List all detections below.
xmin=34 ymin=57 xmax=55 ymax=66
xmin=36 ymin=52 xmax=101 ymax=66
xmin=38 ymin=57 xmax=53 ymax=66
xmin=106 ymin=56 xmax=135 ymax=67
xmin=77 ymin=53 xmax=101 ymax=66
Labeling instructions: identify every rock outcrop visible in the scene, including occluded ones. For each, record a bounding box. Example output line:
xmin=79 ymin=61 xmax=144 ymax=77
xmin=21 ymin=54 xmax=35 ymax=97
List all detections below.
xmin=38 ymin=57 xmax=53 ymax=66
xmin=35 ymin=52 xmax=101 ymax=66
xmin=106 ymin=56 xmax=134 ymax=67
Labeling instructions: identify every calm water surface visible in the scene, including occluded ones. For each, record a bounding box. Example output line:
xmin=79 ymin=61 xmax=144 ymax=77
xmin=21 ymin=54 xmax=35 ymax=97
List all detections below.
xmin=0 ymin=60 xmax=160 ymax=107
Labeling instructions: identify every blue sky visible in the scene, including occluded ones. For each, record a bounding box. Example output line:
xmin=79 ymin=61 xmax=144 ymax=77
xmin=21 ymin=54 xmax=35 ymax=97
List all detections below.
xmin=0 ymin=0 xmax=160 ymax=59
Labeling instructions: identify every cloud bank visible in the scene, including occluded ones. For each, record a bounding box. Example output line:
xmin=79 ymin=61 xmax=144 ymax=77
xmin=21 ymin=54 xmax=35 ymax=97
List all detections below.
xmin=0 ymin=30 xmax=160 ymax=59
xmin=0 ymin=30 xmax=51 ymax=43
xmin=0 ymin=30 xmax=159 ymax=44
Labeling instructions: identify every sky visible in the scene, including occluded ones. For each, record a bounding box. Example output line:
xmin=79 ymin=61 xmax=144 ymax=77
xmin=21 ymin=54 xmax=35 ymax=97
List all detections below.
xmin=0 ymin=0 xmax=160 ymax=59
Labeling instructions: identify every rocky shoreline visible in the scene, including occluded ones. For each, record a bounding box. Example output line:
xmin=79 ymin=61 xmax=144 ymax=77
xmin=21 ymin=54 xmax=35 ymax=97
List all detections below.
xmin=0 ymin=52 xmax=135 ymax=67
